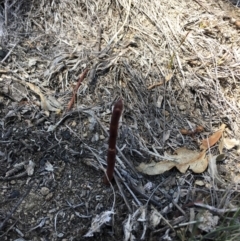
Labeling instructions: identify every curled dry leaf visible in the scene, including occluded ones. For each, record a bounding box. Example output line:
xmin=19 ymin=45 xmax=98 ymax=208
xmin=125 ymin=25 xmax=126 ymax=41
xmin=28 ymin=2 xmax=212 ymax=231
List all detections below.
xmin=200 ymin=124 xmax=226 ymax=150
xmin=207 ymin=154 xmax=226 ymax=186
xmin=195 ymin=125 xmax=204 ymax=133
xmin=149 ymin=206 xmax=162 ymax=229
xmin=123 ymin=214 xmax=137 ymax=241
xmin=25 ymin=160 xmax=35 ymax=176
xmin=180 ymin=129 xmax=189 ymax=135
xmin=196 ymin=210 xmax=219 ymax=233
xmin=84 ymin=211 xmax=114 ymax=237
xmin=24 ymin=82 xmax=63 ymax=112
xmin=180 ymin=125 xmax=204 ymax=136
xmin=137 ymin=147 xmax=207 ymax=175
xmin=222 ymin=138 xmax=240 ymax=150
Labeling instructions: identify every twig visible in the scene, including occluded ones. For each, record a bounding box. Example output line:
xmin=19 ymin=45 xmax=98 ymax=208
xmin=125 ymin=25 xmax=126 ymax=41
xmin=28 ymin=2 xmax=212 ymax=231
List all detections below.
xmin=159 ymin=188 xmax=186 ymax=215
xmin=116 ymin=169 xmax=142 ymax=206
xmin=97 ymin=25 xmax=102 ymax=52
xmin=4 ymin=0 xmax=8 ymax=26
xmin=194 ymin=202 xmax=239 ymax=215
xmin=0 ymin=183 xmax=33 ymax=231
xmin=67 ymin=68 xmax=89 ymax=111
xmin=153 ymin=216 xmax=186 ymax=233
xmin=0 ymin=171 xmax=28 ymax=181
xmin=114 ymin=174 xmax=132 ymax=213
xmin=147 ymin=81 xmax=164 ymax=90
xmin=1 ymin=41 xmax=19 ymax=63
xmin=0 ymin=220 xmax=18 ymax=237
xmin=116 ymin=146 xmax=140 ymax=178
xmin=129 ymin=181 xmax=162 ymax=207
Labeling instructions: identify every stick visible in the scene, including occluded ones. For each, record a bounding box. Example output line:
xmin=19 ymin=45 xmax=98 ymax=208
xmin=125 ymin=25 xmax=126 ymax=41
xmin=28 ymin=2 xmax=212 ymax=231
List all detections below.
xmin=67 ymin=68 xmax=89 ymax=111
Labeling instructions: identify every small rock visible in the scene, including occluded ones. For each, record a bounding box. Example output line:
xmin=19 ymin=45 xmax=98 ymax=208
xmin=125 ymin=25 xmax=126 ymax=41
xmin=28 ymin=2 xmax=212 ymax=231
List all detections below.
xmin=164 ymin=110 xmax=169 ymax=116
xmin=28 ymin=58 xmax=37 ymax=67
xmin=235 ymin=21 xmax=240 ymax=29
xmin=91 ymin=133 xmax=99 ymax=142
xmin=10 ymin=180 xmax=16 ymax=185
xmin=45 ymin=192 xmax=53 ymax=201
xmin=230 ymin=17 xmax=236 ymax=24
xmin=40 ymin=187 xmax=50 ymax=196
xmin=178 ymin=104 xmax=186 ymax=111
xmin=71 ymin=120 xmax=77 ymax=127
xmin=195 ymin=180 xmax=204 ymax=186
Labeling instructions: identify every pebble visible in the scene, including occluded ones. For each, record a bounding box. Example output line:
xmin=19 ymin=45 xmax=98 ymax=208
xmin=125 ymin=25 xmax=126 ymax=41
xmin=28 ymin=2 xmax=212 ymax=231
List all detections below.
xmin=40 ymin=187 xmax=50 ymax=196
xmin=230 ymin=17 xmax=236 ymax=24
xmin=178 ymin=104 xmax=186 ymax=111
xmin=235 ymin=20 xmax=240 ymax=29
xmin=10 ymin=180 xmax=16 ymax=185
xmin=45 ymin=192 xmax=53 ymax=201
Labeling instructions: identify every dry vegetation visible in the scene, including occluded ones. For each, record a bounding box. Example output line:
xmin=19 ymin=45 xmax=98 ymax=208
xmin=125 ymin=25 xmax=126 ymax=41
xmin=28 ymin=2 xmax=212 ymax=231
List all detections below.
xmin=1 ymin=0 xmax=240 ymax=240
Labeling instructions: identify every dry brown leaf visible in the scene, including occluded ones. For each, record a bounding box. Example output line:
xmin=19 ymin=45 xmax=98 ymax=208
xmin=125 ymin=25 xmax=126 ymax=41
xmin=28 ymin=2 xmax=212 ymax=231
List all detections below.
xmin=200 ymin=124 xmax=226 ymax=150
xmin=167 ymin=148 xmax=207 ymax=173
xmin=136 ymin=147 xmax=207 ymax=175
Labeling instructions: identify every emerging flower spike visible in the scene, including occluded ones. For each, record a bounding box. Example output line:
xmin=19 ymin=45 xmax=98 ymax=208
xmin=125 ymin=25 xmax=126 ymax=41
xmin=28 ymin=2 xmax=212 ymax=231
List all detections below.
xmin=103 ymin=99 xmax=123 ymax=184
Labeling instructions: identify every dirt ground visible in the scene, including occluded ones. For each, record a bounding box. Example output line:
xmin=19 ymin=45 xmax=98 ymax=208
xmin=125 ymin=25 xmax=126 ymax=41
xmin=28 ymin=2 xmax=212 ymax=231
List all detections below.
xmin=1 ymin=0 xmax=240 ymax=240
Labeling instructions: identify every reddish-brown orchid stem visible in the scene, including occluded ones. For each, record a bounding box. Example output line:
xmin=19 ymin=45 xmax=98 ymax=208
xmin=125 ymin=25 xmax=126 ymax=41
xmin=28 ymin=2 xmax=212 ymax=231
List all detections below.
xmin=104 ymin=99 xmax=123 ymax=184
xmin=67 ymin=68 xmax=89 ymax=111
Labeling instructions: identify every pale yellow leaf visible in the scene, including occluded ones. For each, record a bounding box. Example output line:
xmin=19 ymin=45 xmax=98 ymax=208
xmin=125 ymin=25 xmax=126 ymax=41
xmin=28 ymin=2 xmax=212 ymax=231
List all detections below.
xmin=195 ymin=180 xmax=205 ymax=186
xmin=208 ymin=154 xmax=226 ymax=185
xmin=23 ymin=82 xmax=62 ymax=112
xmin=137 ymin=147 xmax=207 ymax=175
xmin=25 ymin=82 xmax=42 ymax=95
xmin=223 ymin=138 xmax=240 ymax=150
xmin=136 ymin=160 xmax=176 ymax=175
xmin=40 ymin=94 xmax=63 ymax=112
xmin=218 ymin=139 xmax=224 ymax=154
